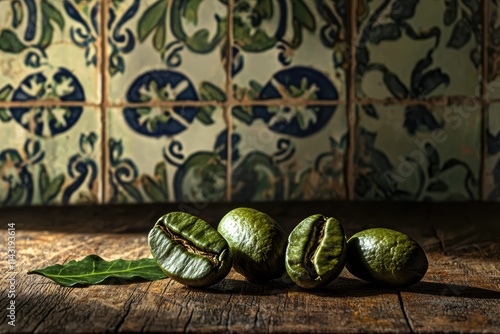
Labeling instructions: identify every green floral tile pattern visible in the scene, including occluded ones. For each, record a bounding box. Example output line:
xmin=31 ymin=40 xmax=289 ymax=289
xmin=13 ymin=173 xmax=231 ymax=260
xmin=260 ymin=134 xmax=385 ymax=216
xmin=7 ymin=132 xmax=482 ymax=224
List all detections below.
xmin=357 ymin=0 xmax=481 ymax=100
xmin=355 ymin=104 xmax=481 ymax=201
xmin=486 ymin=103 xmax=500 ymax=200
xmin=231 ymin=0 xmax=346 ymax=103
xmin=106 ymin=106 xmax=227 ymax=204
xmin=106 ymin=0 xmax=228 ymax=104
xmin=231 ymin=104 xmax=347 ymax=201
xmin=0 ymin=0 xmax=100 ymax=104
xmin=0 ymin=106 xmax=101 ymax=205
xmin=0 ymin=0 xmax=497 ymax=205
xmin=488 ymin=0 xmax=500 ymax=99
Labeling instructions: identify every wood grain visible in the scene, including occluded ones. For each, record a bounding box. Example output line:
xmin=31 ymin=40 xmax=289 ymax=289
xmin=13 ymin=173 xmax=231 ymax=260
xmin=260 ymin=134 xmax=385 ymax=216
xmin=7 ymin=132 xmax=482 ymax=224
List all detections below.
xmin=0 ymin=203 xmax=498 ymax=333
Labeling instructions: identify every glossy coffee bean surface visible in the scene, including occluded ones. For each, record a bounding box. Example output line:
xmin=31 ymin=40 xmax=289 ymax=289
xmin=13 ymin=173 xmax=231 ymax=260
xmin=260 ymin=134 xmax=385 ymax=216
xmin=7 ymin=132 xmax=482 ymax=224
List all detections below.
xmin=286 ymin=214 xmax=347 ymax=289
xmin=148 ymin=212 xmax=232 ymax=288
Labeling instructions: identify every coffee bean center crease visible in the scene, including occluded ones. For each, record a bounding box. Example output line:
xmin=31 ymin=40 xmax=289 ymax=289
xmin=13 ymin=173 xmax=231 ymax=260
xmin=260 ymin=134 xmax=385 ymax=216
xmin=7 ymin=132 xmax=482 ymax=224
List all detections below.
xmin=158 ymin=224 xmax=220 ymax=267
xmin=304 ymin=218 xmax=326 ymax=278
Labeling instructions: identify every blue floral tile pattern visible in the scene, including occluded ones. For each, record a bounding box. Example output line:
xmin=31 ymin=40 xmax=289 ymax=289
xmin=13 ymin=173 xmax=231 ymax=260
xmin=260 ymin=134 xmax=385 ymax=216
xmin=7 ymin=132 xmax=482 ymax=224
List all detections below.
xmin=231 ymin=104 xmax=347 ymax=201
xmin=106 ymin=106 xmax=227 ymax=204
xmin=0 ymin=106 xmax=101 ymax=206
xmin=231 ymin=0 xmax=346 ymax=103
xmin=0 ymin=0 xmax=496 ymax=205
xmin=486 ymin=103 xmax=500 ymax=200
xmin=356 ymin=0 xmax=481 ymax=100
xmin=106 ymin=0 xmax=228 ymax=104
xmin=355 ymin=103 xmax=481 ymax=201
xmin=0 ymin=0 xmax=101 ymax=104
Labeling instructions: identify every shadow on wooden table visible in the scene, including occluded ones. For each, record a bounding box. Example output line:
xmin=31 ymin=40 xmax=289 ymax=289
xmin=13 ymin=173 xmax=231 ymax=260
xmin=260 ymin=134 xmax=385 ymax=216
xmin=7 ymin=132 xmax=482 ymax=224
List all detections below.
xmin=399 ymin=281 xmax=500 ymax=299
xmin=186 ymin=277 xmax=500 ymax=300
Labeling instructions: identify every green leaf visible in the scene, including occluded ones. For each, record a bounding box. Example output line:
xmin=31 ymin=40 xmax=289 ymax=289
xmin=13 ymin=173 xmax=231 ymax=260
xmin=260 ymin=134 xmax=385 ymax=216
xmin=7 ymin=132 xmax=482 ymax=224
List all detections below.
xmin=427 ymin=145 xmax=440 ymax=178
xmin=5 ymin=185 xmax=24 ymax=206
xmin=154 ymin=162 xmax=168 ymax=195
xmin=290 ymin=19 xmax=303 ymax=50
xmin=0 ymin=29 xmax=27 ymax=53
xmin=117 ymin=191 xmax=128 ymax=203
xmin=39 ymin=165 xmax=50 ymax=195
xmin=137 ymin=0 xmax=168 ymax=42
xmin=199 ymin=82 xmax=226 ymax=102
xmin=28 ymin=255 xmax=167 ymax=287
xmin=255 ymin=0 xmax=273 ymax=19
xmin=0 ymin=84 xmax=13 ymax=101
xmin=142 ymin=175 xmax=167 ymax=201
xmin=41 ymin=0 xmax=65 ymax=30
xmin=195 ymin=107 xmax=215 ymax=125
xmin=443 ymin=0 xmax=457 ymax=25
xmin=296 ymin=112 xmax=307 ymax=130
xmin=232 ymin=106 xmax=253 ymax=125
xmin=39 ymin=164 xmax=65 ymax=204
xmin=38 ymin=21 xmax=54 ymax=49
xmin=0 ymin=109 xmax=11 ymax=122
xmin=185 ymin=19 xmax=226 ymax=53
xmin=141 ymin=162 xmax=168 ymax=201
xmin=153 ymin=14 xmax=166 ymax=51
xmin=170 ymin=0 xmax=186 ymax=40
xmin=426 ymin=180 xmax=449 ymax=192
xmin=43 ymin=175 xmax=64 ymax=203
xmin=183 ymin=0 xmax=203 ymax=24
xmin=122 ymin=183 xmax=143 ymax=202
xmin=383 ymin=72 xmax=409 ymax=99
xmin=292 ymin=0 xmax=315 ymax=31
xmin=447 ymin=18 xmax=471 ymax=49
xmin=38 ymin=0 xmax=65 ymax=49
xmin=249 ymin=80 xmax=263 ymax=96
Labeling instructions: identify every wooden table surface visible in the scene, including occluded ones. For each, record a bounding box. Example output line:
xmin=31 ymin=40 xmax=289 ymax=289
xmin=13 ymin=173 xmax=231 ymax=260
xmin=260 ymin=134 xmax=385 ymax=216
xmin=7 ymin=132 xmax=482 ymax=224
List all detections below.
xmin=1 ymin=202 xmax=499 ymax=333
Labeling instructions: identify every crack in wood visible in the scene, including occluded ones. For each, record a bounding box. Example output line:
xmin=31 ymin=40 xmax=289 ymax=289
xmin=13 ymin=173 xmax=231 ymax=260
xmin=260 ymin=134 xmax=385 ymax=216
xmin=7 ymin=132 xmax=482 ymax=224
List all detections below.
xmin=397 ymin=291 xmax=415 ymax=334
xmin=30 ymin=287 xmax=74 ymax=333
xmin=183 ymin=309 xmax=194 ymax=334
xmin=253 ymin=305 xmax=260 ymax=329
xmin=114 ymin=285 xmax=140 ymax=333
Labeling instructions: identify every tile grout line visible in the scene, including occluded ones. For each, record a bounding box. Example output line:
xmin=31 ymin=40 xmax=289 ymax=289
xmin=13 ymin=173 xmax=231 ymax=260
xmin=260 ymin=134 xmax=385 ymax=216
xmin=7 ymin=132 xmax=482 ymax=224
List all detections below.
xmin=224 ymin=0 xmax=234 ymax=201
xmin=2 ymin=97 xmax=496 ymax=108
xmin=346 ymin=0 xmax=358 ymax=201
xmin=0 ymin=99 xmax=348 ymax=108
xmin=100 ymin=0 xmax=109 ymax=204
xmin=356 ymin=97 xmax=485 ymax=107
xmin=481 ymin=0 xmax=489 ymax=201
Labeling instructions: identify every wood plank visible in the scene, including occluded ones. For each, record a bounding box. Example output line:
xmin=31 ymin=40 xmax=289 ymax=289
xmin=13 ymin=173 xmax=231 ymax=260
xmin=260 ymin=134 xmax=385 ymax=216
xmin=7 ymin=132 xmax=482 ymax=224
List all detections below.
xmin=1 ymin=224 xmax=409 ymax=333
xmin=119 ymin=271 xmax=409 ymax=333
xmin=399 ymin=253 xmax=500 ymax=333
xmin=1 ymin=203 xmax=499 ymax=333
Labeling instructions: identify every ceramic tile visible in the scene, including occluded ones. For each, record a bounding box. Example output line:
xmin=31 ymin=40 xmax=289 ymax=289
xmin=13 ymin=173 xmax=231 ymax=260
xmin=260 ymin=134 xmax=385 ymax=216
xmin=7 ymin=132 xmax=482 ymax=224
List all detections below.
xmin=0 ymin=0 xmax=101 ymax=104
xmin=0 ymin=106 xmax=102 ymax=206
xmin=355 ymin=103 xmax=481 ymax=201
xmin=231 ymin=103 xmax=347 ymax=201
xmin=106 ymin=0 xmax=228 ymax=105
xmin=106 ymin=105 xmax=227 ymax=204
xmin=486 ymin=103 xmax=500 ymax=200
xmin=488 ymin=0 xmax=500 ymax=99
xmin=356 ymin=0 xmax=482 ymax=99
xmin=231 ymin=0 xmax=346 ymax=103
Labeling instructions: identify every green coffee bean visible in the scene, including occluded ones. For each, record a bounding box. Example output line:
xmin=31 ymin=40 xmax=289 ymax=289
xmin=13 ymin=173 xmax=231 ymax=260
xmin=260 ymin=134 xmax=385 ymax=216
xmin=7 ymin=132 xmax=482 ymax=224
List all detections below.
xmin=218 ymin=207 xmax=287 ymax=282
xmin=286 ymin=214 xmax=347 ymax=289
xmin=148 ymin=212 xmax=232 ymax=288
xmin=346 ymin=228 xmax=428 ymax=287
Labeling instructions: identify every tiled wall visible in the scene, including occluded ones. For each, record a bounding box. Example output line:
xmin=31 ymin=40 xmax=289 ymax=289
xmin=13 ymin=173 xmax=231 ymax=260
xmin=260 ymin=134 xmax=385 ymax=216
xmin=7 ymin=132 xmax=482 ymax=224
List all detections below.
xmin=1 ymin=0 xmax=499 ymax=206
